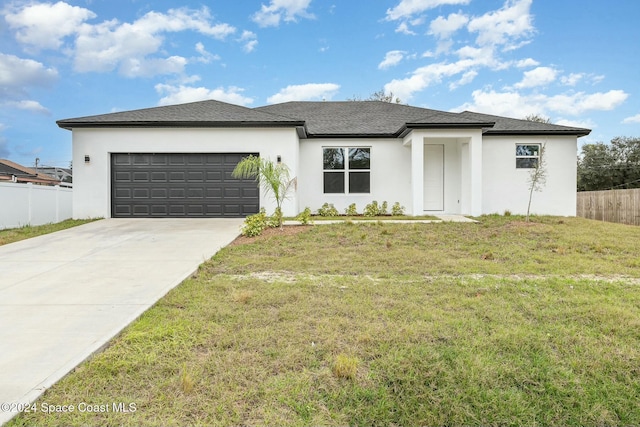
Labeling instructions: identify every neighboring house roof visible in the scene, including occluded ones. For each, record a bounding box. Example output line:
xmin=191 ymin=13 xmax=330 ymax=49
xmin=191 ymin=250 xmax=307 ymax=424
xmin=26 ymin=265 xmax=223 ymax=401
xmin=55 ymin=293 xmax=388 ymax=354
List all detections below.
xmin=57 ymin=99 xmax=591 ymax=138
xmin=0 ymin=159 xmax=62 ymax=185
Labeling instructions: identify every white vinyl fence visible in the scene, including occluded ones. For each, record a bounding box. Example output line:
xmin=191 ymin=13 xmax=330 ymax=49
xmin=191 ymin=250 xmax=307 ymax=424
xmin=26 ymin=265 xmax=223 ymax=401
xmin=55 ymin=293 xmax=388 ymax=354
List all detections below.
xmin=0 ymin=182 xmax=73 ymax=230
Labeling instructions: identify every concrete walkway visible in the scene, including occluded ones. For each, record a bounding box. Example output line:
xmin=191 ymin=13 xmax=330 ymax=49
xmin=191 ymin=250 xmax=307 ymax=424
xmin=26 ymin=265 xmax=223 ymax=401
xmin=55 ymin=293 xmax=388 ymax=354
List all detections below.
xmin=0 ymin=219 xmax=242 ymax=426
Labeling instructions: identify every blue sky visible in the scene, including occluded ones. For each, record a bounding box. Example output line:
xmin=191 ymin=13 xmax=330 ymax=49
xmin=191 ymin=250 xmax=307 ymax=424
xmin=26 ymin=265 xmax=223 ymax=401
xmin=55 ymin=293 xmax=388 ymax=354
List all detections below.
xmin=1 ymin=0 xmax=639 ymax=168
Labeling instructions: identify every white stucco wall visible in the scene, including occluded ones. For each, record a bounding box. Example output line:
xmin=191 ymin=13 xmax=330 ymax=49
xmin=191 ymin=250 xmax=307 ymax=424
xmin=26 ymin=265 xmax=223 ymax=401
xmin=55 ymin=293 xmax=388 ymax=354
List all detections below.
xmin=482 ymin=135 xmax=578 ymax=216
xmin=297 ymin=138 xmax=412 ymax=214
xmin=71 ymin=127 xmax=300 ymax=219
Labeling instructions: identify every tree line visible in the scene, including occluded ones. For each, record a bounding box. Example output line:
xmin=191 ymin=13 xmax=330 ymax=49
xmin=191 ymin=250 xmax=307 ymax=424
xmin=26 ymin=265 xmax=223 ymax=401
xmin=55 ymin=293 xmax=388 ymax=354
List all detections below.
xmin=578 ymin=137 xmax=640 ymax=191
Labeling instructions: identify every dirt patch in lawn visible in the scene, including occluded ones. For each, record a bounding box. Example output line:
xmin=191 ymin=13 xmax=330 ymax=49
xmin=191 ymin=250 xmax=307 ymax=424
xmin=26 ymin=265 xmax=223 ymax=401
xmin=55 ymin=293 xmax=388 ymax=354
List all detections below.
xmin=229 ymin=224 xmax=312 ymax=247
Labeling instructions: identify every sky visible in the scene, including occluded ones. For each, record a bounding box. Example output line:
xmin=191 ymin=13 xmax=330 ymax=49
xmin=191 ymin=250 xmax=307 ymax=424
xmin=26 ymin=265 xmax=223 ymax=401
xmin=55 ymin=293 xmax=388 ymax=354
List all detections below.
xmin=1 ymin=0 xmax=639 ymax=168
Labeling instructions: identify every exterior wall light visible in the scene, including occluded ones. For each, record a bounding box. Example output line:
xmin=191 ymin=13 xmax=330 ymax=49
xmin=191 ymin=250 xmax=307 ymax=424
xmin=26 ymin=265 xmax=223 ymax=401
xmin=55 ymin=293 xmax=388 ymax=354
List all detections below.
xmin=84 ymin=155 xmax=90 ymax=163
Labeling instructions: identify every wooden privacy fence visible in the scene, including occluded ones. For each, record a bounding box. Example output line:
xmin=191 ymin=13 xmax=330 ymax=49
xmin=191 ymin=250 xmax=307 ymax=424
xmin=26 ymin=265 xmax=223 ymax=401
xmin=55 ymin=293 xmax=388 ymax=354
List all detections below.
xmin=576 ymin=188 xmax=640 ymax=226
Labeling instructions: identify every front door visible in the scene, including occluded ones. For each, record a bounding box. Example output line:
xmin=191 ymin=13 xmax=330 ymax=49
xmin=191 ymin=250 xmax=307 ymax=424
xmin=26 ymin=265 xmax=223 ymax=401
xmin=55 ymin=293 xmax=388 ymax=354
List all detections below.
xmin=423 ymin=144 xmax=444 ymax=211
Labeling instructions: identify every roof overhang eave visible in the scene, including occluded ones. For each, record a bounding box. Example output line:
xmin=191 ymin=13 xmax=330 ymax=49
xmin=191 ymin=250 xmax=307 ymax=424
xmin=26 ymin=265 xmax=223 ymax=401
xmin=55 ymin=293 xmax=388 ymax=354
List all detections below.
xmin=484 ymin=129 xmax=592 ymax=137
xmin=55 ymin=120 xmax=306 ymax=131
xmin=397 ymin=121 xmax=496 ymax=138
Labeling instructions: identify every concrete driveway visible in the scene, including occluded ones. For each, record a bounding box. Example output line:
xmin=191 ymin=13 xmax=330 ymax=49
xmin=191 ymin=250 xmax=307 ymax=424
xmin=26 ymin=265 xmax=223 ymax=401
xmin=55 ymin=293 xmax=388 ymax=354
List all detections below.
xmin=0 ymin=218 xmax=242 ymax=425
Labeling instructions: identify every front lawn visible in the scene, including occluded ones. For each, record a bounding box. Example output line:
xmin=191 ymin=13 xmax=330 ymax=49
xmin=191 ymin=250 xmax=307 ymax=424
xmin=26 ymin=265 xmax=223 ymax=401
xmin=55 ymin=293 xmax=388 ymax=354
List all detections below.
xmin=9 ymin=216 xmax=640 ymax=426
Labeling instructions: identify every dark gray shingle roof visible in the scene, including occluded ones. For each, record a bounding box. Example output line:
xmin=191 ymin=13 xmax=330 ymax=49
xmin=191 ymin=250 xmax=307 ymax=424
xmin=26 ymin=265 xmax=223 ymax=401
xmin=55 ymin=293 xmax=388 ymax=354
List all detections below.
xmin=57 ymin=99 xmax=591 ymax=137
xmin=255 ymin=101 xmax=494 ymax=136
xmin=458 ymin=111 xmax=591 ymax=137
xmin=57 ymin=99 xmax=303 ymax=129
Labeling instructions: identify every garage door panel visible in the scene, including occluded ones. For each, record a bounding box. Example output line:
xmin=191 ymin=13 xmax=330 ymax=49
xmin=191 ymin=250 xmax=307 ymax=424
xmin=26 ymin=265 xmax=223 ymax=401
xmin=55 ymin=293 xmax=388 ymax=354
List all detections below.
xmin=111 ymin=153 xmax=259 ymax=218
xmin=151 ymin=188 xmax=167 ymax=198
xmin=169 ymin=155 xmax=186 ymax=165
xmin=169 ymin=172 xmax=185 ymax=182
xmin=151 ymin=172 xmax=167 ymax=182
xmin=133 ymin=154 xmax=150 ymax=165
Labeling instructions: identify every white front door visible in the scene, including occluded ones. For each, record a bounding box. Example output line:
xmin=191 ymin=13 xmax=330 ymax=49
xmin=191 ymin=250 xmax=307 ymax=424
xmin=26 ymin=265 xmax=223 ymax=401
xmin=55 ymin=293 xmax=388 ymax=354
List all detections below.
xmin=423 ymin=144 xmax=444 ymax=211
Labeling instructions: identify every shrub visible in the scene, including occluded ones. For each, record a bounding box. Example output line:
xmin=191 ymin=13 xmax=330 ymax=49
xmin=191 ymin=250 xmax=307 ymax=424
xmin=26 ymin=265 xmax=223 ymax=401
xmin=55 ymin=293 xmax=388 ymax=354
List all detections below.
xmin=267 ymin=207 xmax=282 ymax=228
xmin=317 ymin=203 xmax=339 ymax=217
xmin=504 ymin=210 xmax=512 ymax=216
xmin=380 ymin=201 xmax=388 ymax=215
xmin=344 ymin=203 xmax=358 ymax=216
xmin=391 ymin=202 xmax=405 ymax=216
xmin=363 ymin=201 xmax=381 ymax=217
xmin=241 ymin=209 xmax=267 ymax=237
xmin=295 ymin=207 xmax=313 ymax=225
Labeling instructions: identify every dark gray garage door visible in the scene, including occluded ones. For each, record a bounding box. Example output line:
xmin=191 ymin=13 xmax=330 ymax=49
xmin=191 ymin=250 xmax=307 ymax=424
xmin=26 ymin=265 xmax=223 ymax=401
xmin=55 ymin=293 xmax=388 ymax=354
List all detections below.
xmin=111 ymin=153 xmax=259 ymax=218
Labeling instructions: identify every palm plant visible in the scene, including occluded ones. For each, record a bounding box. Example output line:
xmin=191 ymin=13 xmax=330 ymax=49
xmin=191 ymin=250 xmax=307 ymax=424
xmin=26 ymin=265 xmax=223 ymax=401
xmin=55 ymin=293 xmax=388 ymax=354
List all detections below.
xmin=231 ymin=155 xmax=295 ymax=227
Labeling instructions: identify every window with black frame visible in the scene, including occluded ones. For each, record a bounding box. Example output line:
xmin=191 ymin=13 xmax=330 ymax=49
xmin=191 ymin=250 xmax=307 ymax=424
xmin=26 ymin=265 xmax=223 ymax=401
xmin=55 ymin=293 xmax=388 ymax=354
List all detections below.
xmin=516 ymin=144 xmax=540 ymax=168
xmin=323 ymin=147 xmax=370 ymax=193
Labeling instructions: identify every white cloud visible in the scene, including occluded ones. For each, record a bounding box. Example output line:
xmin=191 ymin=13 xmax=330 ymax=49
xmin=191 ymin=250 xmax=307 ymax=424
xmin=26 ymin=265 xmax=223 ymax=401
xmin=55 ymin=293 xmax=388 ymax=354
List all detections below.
xmin=267 ymin=83 xmax=340 ymax=103
xmin=4 ymin=1 xmax=95 ymax=50
xmin=73 ymin=7 xmax=235 ymax=77
xmin=429 ymin=12 xmax=469 ymax=39
xmin=449 ymin=70 xmax=477 ymax=90
xmin=252 ymin=0 xmax=314 ymax=27
xmin=386 ymin=0 xmax=470 ymax=21
xmin=378 ymin=50 xmax=406 ymax=70
xmin=384 ymin=59 xmax=476 ymax=100
xmin=5 ymin=100 xmax=50 ymax=115
xmin=515 ymin=58 xmax=539 ymax=68
xmin=194 ymin=42 xmax=220 ymax=63
xmin=0 ymin=53 xmax=58 ymax=89
xmin=622 ymin=114 xmax=640 ymax=124
xmin=561 ymin=73 xmax=583 ymax=86
xmin=155 ymin=84 xmax=254 ymax=106
xmin=513 ymin=66 xmax=557 ymax=88
xmin=395 ymin=22 xmax=416 ymax=35
xmin=383 ymin=1 xmax=541 ymax=101
xmin=467 ymin=0 xmax=534 ymax=48
xmin=546 ymin=90 xmax=628 ymax=115
xmin=456 ymin=88 xmax=629 ymax=118
xmin=238 ymin=31 xmax=258 ymax=53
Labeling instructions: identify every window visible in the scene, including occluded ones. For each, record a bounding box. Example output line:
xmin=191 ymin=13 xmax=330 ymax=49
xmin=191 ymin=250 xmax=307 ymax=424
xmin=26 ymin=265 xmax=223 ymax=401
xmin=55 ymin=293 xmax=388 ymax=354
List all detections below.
xmin=516 ymin=144 xmax=540 ymax=168
xmin=323 ymin=147 xmax=370 ymax=193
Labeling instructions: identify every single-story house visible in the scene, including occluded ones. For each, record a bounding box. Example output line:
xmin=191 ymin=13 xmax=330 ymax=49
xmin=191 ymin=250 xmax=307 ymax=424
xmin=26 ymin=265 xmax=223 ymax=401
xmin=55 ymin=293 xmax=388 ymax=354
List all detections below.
xmin=57 ymin=100 xmax=590 ymax=219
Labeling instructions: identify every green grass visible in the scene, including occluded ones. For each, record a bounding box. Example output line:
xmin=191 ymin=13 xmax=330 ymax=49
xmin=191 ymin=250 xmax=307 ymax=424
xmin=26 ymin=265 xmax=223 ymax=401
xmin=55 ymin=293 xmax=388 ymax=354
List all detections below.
xmin=0 ymin=219 xmax=97 ymax=246
xmin=9 ymin=215 xmax=640 ymax=426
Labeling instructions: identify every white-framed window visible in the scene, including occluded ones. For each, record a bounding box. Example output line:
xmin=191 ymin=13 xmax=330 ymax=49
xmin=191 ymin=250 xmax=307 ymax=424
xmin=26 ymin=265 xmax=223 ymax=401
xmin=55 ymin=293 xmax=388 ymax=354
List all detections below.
xmin=323 ymin=147 xmax=370 ymax=193
xmin=516 ymin=144 xmax=540 ymax=169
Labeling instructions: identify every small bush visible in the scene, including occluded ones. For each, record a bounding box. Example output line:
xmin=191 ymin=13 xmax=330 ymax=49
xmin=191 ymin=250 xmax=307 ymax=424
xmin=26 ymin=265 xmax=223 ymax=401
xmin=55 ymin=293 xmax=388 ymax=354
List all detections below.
xmin=363 ymin=201 xmax=380 ymax=217
xmin=344 ymin=203 xmax=358 ymax=216
xmin=267 ymin=207 xmax=283 ymax=228
xmin=295 ymin=207 xmax=313 ymax=225
xmin=318 ymin=203 xmax=339 ymax=217
xmin=241 ymin=209 xmax=267 ymax=237
xmin=504 ymin=210 xmax=512 ymax=216
xmin=332 ymin=354 xmax=358 ymax=379
xmin=380 ymin=201 xmax=388 ymax=215
xmin=391 ymin=202 xmax=405 ymax=216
